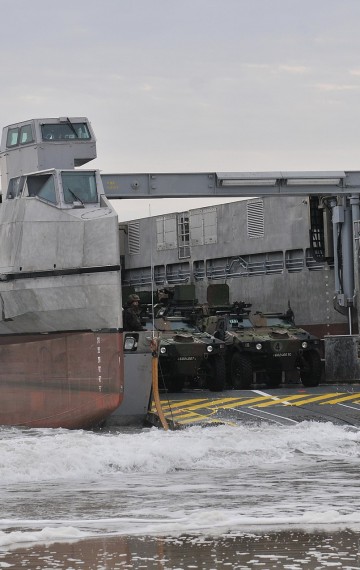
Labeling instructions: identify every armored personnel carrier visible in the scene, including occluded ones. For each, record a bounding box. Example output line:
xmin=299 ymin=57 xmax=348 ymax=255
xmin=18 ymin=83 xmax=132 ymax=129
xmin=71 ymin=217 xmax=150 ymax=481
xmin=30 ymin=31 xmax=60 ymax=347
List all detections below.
xmin=146 ymin=315 xmax=226 ymax=392
xmin=122 ymin=286 xmax=226 ymax=392
xmin=202 ymin=285 xmax=322 ymax=389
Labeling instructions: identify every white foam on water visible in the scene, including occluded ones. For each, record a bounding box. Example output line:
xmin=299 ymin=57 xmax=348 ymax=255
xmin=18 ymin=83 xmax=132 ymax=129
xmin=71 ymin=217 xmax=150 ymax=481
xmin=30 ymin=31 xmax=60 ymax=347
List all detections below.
xmin=1 ymin=510 xmax=360 ymax=548
xmin=1 ymin=422 xmax=360 ymax=547
xmin=0 ymin=526 xmax=86 ymax=548
xmin=0 ymin=422 xmax=359 ymax=483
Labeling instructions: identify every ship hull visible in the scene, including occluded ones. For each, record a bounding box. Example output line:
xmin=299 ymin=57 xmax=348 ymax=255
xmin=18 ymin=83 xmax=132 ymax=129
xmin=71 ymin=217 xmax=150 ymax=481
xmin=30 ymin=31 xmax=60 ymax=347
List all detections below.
xmin=0 ymin=330 xmax=123 ymax=429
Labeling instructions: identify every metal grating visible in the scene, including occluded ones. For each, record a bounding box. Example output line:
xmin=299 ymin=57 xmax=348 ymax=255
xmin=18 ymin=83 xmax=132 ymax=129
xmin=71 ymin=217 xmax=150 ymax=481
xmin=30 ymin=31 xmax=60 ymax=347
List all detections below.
xmin=247 ymin=200 xmax=264 ymax=238
xmin=128 ymin=222 xmax=140 ymax=255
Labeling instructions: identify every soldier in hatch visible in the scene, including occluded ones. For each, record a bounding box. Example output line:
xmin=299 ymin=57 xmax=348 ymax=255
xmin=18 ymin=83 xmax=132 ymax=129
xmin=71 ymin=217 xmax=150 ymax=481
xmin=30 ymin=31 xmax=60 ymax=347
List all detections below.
xmin=123 ymin=294 xmax=144 ymax=331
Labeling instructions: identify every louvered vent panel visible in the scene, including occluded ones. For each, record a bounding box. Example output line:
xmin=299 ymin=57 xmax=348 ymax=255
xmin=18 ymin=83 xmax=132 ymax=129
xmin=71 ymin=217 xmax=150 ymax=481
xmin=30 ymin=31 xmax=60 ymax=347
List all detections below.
xmin=128 ymin=222 xmax=140 ymax=254
xmin=247 ymin=201 xmax=264 ymax=238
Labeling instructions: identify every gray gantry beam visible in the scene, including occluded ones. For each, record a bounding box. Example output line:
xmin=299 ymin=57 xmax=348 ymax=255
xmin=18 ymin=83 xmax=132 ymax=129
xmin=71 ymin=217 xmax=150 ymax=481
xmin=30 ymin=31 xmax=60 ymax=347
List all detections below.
xmin=101 ymin=170 xmax=360 ymax=199
xmin=101 ymin=168 xmax=360 ymax=334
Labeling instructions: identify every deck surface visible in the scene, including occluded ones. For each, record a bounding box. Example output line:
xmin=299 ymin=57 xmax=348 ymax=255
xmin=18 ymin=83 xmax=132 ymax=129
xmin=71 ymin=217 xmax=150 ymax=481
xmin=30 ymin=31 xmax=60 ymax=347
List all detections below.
xmin=148 ymin=384 xmax=360 ymax=428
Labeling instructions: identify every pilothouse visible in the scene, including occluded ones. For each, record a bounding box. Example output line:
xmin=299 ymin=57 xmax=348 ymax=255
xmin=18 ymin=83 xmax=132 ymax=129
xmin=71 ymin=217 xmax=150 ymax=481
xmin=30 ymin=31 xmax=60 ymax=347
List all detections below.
xmin=0 ymin=116 xmax=125 ymax=429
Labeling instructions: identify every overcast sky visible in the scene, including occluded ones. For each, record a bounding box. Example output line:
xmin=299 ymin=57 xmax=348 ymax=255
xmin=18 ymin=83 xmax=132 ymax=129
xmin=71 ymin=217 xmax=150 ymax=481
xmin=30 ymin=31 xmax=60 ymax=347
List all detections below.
xmin=1 ymin=0 xmax=360 ymax=220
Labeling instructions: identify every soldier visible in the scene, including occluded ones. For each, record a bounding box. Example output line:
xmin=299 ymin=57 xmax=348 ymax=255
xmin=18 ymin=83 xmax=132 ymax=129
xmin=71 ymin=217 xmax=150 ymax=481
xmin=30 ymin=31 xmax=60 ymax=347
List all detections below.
xmin=123 ymin=294 xmax=144 ymax=331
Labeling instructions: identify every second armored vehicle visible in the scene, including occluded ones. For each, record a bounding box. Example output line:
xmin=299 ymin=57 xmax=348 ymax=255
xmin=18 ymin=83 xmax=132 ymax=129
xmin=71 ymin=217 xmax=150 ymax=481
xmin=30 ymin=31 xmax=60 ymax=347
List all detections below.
xmin=203 ymin=305 xmax=322 ymax=389
xmin=198 ymin=283 xmax=322 ymax=389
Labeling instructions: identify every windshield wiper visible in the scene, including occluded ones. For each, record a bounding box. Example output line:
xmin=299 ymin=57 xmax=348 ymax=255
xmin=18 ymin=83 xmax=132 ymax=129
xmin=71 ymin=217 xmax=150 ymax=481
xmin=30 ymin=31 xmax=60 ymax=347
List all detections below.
xmin=66 ymin=117 xmax=79 ymax=138
xmin=67 ymin=188 xmax=84 ymax=205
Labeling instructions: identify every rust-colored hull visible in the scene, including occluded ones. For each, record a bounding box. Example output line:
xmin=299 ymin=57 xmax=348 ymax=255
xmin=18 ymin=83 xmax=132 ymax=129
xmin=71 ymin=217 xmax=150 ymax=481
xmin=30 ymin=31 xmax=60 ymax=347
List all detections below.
xmin=303 ymin=323 xmax=351 ymax=339
xmin=0 ymin=331 xmax=124 ymax=429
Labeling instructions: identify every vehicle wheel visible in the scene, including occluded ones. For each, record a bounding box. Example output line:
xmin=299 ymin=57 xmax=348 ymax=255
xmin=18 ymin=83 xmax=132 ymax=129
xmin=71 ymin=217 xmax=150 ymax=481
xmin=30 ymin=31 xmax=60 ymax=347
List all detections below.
xmin=300 ymin=350 xmax=322 ymax=387
xmin=206 ymin=357 xmax=226 ymax=392
xmin=266 ymin=370 xmax=283 ymax=388
xmin=230 ymin=352 xmax=253 ymax=389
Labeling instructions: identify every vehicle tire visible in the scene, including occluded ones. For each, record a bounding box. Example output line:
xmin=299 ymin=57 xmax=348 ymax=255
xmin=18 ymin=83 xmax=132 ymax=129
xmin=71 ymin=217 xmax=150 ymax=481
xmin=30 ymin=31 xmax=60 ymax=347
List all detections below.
xmin=266 ymin=370 xmax=283 ymax=388
xmin=300 ymin=350 xmax=322 ymax=387
xmin=230 ymin=352 xmax=253 ymax=389
xmin=206 ymin=357 xmax=226 ymax=392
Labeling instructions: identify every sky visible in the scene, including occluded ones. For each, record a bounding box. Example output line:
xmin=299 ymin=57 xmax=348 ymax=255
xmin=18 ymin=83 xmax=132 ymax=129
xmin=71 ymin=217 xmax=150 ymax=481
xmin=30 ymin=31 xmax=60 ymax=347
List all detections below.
xmin=0 ymin=0 xmax=360 ymax=220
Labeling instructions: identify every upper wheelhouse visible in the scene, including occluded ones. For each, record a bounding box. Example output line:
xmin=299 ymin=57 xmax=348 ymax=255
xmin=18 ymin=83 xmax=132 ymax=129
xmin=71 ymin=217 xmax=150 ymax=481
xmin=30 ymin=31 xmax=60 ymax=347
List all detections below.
xmin=0 ymin=117 xmax=97 ymax=197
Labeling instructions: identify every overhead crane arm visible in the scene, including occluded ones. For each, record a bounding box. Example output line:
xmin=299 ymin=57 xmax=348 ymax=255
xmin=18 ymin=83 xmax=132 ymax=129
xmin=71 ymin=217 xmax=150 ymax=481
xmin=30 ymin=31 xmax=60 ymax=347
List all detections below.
xmin=101 ymin=170 xmax=360 ymax=199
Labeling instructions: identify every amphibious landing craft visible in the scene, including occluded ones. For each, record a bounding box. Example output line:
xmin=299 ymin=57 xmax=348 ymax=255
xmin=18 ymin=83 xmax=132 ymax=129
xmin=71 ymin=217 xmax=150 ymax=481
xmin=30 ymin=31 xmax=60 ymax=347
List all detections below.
xmin=0 ymin=117 xmax=124 ymax=428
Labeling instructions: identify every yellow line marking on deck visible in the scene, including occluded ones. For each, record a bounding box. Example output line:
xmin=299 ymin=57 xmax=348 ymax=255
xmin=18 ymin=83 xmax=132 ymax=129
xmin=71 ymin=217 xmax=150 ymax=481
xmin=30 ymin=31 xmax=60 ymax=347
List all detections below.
xmin=179 ymin=417 xmax=225 ymax=425
xmin=319 ymin=393 xmax=360 ymax=405
xmin=172 ymin=409 xmax=225 ymax=424
xmin=169 ymin=411 xmax=204 ymax=420
xmin=291 ymin=393 xmax=346 ymax=406
xmin=196 ymin=396 xmax=266 ymax=406
xmin=167 ymin=406 xmax=224 ymax=419
xmin=158 ymin=396 xmax=270 ymax=413
xmin=151 ymin=391 xmax=360 ymax=423
xmin=156 ymin=398 xmax=210 ymax=410
xmin=219 ymin=395 xmax=274 ymax=408
xmin=174 ymin=409 xmax=238 ymax=425
xmin=163 ymin=396 xmax=263 ymax=408
xmin=254 ymin=394 xmax=319 ymax=408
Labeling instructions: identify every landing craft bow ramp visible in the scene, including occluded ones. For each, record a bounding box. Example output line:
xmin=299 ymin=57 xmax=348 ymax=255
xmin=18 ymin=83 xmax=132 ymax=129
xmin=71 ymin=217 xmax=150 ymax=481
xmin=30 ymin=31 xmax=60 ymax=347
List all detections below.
xmin=146 ymin=386 xmax=360 ymax=429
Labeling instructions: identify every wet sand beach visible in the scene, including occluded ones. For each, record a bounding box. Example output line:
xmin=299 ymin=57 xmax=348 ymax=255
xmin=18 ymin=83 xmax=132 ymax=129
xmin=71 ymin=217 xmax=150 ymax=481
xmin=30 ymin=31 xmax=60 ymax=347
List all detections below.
xmin=1 ymin=530 xmax=360 ymax=569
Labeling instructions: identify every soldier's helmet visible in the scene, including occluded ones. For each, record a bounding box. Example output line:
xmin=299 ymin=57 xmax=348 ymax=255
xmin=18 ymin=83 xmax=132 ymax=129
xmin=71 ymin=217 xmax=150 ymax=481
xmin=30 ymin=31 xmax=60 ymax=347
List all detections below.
xmin=127 ymin=294 xmax=140 ymax=304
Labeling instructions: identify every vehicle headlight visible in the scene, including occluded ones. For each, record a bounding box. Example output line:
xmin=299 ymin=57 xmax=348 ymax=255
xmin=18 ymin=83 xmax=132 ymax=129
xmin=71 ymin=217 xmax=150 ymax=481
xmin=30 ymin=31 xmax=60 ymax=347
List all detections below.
xmin=160 ymin=346 xmax=167 ymax=354
xmin=301 ymin=341 xmax=308 ymax=349
xmin=256 ymin=343 xmax=262 ymax=350
xmin=124 ymin=337 xmax=136 ymax=351
xmin=207 ymin=345 xmax=213 ymax=353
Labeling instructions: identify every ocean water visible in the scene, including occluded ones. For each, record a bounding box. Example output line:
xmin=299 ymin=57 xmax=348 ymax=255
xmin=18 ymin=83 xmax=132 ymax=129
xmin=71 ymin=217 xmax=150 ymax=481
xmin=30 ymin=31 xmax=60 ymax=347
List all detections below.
xmin=1 ymin=421 xmax=360 ymax=567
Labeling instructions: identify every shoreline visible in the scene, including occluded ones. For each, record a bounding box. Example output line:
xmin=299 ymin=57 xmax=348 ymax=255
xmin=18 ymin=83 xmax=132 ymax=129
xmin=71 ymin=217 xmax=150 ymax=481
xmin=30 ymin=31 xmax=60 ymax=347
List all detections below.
xmin=1 ymin=529 xmax=359 ymax=569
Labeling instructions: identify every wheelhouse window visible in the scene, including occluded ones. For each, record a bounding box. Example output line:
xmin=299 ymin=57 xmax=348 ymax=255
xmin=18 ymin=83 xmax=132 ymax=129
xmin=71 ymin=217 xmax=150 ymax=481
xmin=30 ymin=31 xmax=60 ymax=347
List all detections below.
xmin=7 ymin=176 xmax=25 ymax=199
xmin=41 ymin=122 xmax=91 ymax=141
xmin=62 ymin=172 xmax=98 ymax=204
xmin=27 ymin=174 xmax=57 ymax=204
xmin=19 ymin=124 xmax=34 ymax=145
xmin=6 ymin=127 xmax=19 ymax=147
xmin=6 ymin=124 xmax=34 ymax=148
